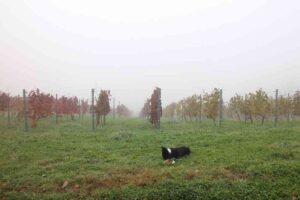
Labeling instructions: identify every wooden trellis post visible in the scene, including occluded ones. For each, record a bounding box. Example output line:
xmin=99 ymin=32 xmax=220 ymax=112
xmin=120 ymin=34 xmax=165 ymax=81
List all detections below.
xmin=113 ymin=98 xmax=115 ymax=119
xmin=219 ymin=89 xmax=223 ymax=127
xmin=23 ymin=89 xmax=28 ymax=132
xmin=156 ymin=87 xmax=161 ymax=129
xmin=7 ymin=94 xmax=10 ymax=127
xmin=244 ymin=94 xmax=247 ymax=123
xmin=199 ymin=94 xmax=202 ymax=123
xmin=287 ymin=93 xmax=290 ymax=121
xmin=78 ymin=98 xmax=81 ymax=119
xmin=91 ymin=89 xmax=95 ymax=131
xmin=55 ymin=94 xmax=58 ymax=124
xmin=274 ymin=89 xmax=278 ymax=127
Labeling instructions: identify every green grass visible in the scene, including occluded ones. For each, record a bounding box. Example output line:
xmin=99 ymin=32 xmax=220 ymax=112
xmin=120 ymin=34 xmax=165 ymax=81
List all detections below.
xmin=0 ymin=116 xmax=299 ymax=199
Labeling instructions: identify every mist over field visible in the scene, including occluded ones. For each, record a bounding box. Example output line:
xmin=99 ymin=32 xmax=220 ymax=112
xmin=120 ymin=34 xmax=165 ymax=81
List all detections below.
xmin=1 ymin=1 xmax=300 ymax=199
xmin=1 ymin=0 xmax=300 ymax=114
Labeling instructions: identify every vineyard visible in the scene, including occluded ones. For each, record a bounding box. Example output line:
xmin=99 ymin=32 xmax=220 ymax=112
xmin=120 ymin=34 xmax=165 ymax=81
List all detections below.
xmin=1 ymin=0 xmax=300 ymax=198
xmin=0 ymin=88 xmax=300 ymax=130
xmin=162 ymin=88 xmax=300 ymax=126
xmin=0 ymin=88 xmax=300 ymax=199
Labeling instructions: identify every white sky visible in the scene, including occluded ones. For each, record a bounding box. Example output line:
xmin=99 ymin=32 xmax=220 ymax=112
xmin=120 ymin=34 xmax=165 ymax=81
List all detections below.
xmin=0 ymin=0 xmax=299 ymax=114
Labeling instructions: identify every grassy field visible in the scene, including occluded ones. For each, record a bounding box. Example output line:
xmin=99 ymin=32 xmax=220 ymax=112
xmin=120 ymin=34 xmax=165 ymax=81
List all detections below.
xmin=0 ymin=117 xmax=299 ymax=199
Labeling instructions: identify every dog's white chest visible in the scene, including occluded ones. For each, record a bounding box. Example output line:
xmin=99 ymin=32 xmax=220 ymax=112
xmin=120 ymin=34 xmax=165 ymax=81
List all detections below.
xmin=167 ymin=148 xmax=171 ymax=154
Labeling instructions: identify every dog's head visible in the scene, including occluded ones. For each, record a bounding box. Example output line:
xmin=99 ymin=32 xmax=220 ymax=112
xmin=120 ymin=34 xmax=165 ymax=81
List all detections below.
xmin=161 ymin=146 xmax=172 ymax=160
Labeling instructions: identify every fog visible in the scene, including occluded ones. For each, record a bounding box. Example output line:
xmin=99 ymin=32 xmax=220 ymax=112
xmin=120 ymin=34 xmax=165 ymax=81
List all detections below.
xmin=1 ymin=0 xmax=299 ymax=114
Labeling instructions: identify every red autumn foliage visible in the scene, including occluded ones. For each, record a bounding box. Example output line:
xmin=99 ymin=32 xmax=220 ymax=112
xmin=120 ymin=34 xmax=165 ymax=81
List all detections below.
xmin=150 ymin=87 xmax=162 ymax=125
xmin=68 ymin=96 xmax=79 ymax=120
xmin=116 ymin=104 xmax=132 ymax=117
xmin=57 ymin=96 xmax=68 ymax=115
xmin=0 ymin=92 xmax=9 ymax=112
xmin=140 ymin=99 xmax=150 ymax=119
xmin=96 ymin=90 xmax=111 ymax=125
xmin=28 ymin=89 xmax=54 ymax=128
xmin=10 ymin=95 xmax=24 ymax=121
xmin=57 ymin=96 xmax=80 ymax=120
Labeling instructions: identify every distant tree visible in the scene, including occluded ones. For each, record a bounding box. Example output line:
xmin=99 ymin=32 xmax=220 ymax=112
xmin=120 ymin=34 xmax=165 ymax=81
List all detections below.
xmin=278 ymin=95 xmax=292 ymax=121
xmin=81 ymin=99 xmax=89 ymax=117
xmin=96 ymin=90 xmax=111 ymax=126
xmin=10 ymin=95 xmax=24 ymax=121
xmin=174 ymin=95 xmax=202 ymax=121
xmin=248 ymin=89 xmax=271 ymax=125
xmin=243 ymin=95 xmax=254 ymax=123
xmin=68 ymin=96 xmax=79 ymax=121
xmin=28 ymin=89 xmax=54 ymax=128
xmin=176 ymin=100 xmax=184 ymax=120
xmin=163 ymin=102 xmax=177 ymax=119
xmin=293 ymin=91 xmax=300 ymax=117
xmin=140 ymin=99 xmax=150 ymax=119
xmin=57 ymin=96 xmax=68 ymax=118
xmin=0 ymin=92 xmax=9 ymax=113
xmin=184 ymin=95 xmax=201 ymax=121
xmin=116 ymin=104 xmax=132 ymax=117
xmin=203 ymin=88 xmax=220 ymax=126
xmin=229 ymin=94 xmax=244 ymax=121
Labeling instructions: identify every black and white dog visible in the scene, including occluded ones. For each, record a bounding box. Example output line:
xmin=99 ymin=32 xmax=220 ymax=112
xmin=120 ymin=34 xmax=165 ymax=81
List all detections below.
xmin=161 ymin=146 xmax=191 ymax=162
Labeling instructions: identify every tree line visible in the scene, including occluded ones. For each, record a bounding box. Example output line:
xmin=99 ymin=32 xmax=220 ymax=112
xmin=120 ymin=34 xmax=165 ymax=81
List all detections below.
xmin=162 ymin=89 xmax=300 ymax=125
xmin=0 ymin=89 xmax=89 ymax=128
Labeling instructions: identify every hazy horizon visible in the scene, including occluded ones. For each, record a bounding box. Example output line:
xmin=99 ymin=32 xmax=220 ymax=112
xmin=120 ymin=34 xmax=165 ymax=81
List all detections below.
xmin=1 ymin=0 xmax=300 ymax=114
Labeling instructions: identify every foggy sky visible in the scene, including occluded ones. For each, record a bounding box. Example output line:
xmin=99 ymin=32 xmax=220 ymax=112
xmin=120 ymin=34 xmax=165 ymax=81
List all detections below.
xmin=1 ymin=0 xmax=299 ymax=114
